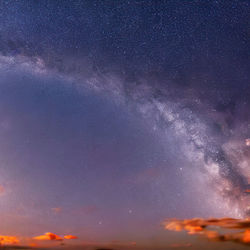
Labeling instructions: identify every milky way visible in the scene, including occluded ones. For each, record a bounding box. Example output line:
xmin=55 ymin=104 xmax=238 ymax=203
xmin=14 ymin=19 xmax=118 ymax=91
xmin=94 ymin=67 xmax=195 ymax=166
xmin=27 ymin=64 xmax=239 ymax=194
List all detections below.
xmin=0 ymin=1 xmax=250 ymax=245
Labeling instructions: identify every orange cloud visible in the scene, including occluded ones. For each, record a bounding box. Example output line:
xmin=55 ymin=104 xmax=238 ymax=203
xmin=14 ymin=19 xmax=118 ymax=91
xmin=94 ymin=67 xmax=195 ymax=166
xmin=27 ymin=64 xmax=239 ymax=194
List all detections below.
xmin=243 ymin=229 xmax=250 ymax=243
xmin=164 ymin=218 xmax=204 ymax=234
xmin=164 ymin=217 xmax=250 ymax=245
xmin=0 ymin=235 xmax=19 ymax=245
xmin=0 ymin=232 xmax=77 ymax=248
xmin=64 ymin=235 xmax=78 ymax=240
xmin=33 ymin=232 xmax=62 ymax=241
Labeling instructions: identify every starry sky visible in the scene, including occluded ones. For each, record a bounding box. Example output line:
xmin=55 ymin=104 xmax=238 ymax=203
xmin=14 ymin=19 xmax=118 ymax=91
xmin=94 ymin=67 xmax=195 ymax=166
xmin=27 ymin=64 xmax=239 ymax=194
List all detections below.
xmin=0 ymin=0 xmax=250 ymax=249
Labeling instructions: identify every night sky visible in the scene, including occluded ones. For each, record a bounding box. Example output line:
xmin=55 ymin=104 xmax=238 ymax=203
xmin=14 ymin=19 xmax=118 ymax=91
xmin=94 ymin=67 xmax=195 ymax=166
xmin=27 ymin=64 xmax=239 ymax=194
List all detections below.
xmin=0 ymin=1 xmax=250 ymax=249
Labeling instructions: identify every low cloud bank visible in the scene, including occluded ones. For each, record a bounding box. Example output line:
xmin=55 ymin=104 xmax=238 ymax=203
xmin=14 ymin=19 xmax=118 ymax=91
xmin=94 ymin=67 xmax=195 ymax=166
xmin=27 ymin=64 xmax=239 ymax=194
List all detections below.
xmin=164 ymin=217 xmax=250 ymax=245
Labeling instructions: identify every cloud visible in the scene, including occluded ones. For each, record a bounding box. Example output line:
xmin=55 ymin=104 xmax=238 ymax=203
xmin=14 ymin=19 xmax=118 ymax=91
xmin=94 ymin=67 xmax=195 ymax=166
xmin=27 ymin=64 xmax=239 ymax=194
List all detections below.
xmin=33 ymin=232 xmax=78 ymax=244
xmin=243 ymin=229 xmax=250 ymax=243
xmin=0 ymin=235 xmax=19 ymax=245
xmin=63 ymin=235 xmax=78 ymax=240
xmin=0 ymin=232 xmax=78 ymax=248
xmin=164 ymin=217 xmax=250 ymax=245
xmin=33 ymin=232 xmax=62 ymax=241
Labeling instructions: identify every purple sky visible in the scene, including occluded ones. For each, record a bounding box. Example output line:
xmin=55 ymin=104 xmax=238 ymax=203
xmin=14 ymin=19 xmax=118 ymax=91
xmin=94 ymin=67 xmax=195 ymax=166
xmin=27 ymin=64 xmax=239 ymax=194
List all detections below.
xmin=0 ymin=1 xmax=250 ymax=249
